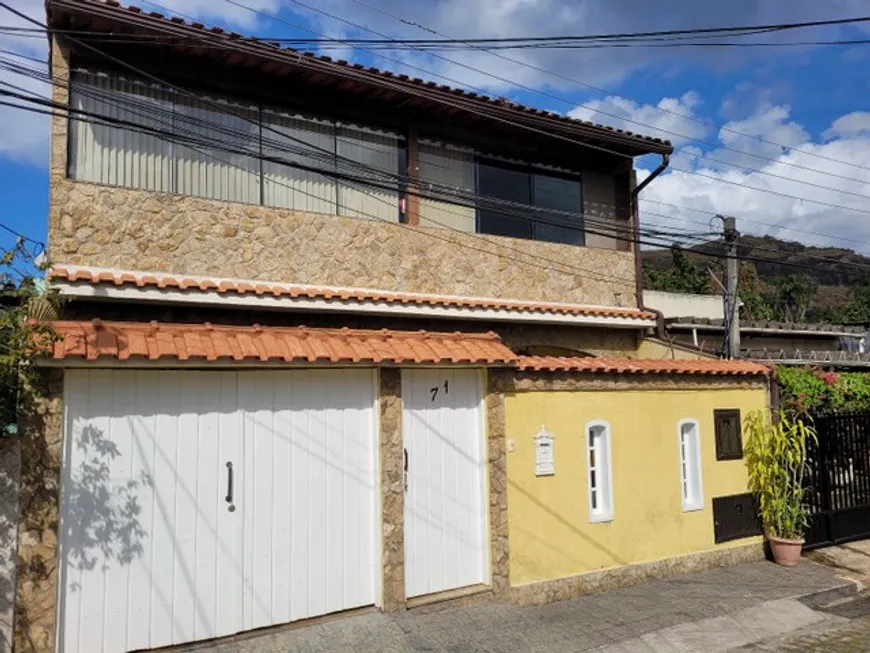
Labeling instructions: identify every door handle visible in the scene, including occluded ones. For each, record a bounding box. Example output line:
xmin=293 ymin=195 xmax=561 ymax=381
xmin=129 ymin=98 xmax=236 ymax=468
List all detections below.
xmin=225 ymin=461 xmax=234 ymax=504
xmin=403 ymin=448 xmax=409 ymax=493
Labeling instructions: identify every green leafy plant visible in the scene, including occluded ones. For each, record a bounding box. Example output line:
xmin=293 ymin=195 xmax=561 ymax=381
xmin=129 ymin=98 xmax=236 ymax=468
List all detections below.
xmin=776 ymin=366 xmax=870 ymax=417
xmin=772 ymin=274 xmax=817 ymax=323
xmin=744 ymin=409 xmax=816 ymax=540
xmin=643 ymin=244 xmax=710 ymax=294
xmin=0 ymin=241 xmax=61 ymax=435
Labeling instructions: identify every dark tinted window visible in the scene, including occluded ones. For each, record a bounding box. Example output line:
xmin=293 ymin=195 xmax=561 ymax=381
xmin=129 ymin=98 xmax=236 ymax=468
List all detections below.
xmin=533 ymin=173 xmax=585 ymax=246
xmin=476 ymin=158 xmax=584 ymax=245
xmin=714 ymin=409 xmax=743 ymax=460
xmin=477 ymin=160 xmax=533 ymax=239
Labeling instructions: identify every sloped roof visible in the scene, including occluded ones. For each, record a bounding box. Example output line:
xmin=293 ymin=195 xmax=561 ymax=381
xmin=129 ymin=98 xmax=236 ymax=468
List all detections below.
xmin=49 ymin=266 xmax=657 ymax=322
xmin=47 ymin=320 xmax=518 ymax=365
xmin=45 ymin=0 xmax=673 ymax=156
xmin=517 ymin=356 xmax=770 ymax=376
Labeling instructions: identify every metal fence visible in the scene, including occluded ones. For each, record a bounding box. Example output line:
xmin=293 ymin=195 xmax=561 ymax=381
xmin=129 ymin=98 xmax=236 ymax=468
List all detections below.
xmin=805 ymin=412 xmax=870 ymax=548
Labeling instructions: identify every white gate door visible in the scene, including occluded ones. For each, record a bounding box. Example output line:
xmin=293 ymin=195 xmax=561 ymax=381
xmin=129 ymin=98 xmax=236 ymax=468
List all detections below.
xmin=60 ymin=368 xmax=377 ymax=653
xmin=238 ymin=369 xmax=377 ymax=629
xmin=402 ymin=368 xmax=488 ymax=598
xmin=60 ymin=370 xmax=245 ymax=653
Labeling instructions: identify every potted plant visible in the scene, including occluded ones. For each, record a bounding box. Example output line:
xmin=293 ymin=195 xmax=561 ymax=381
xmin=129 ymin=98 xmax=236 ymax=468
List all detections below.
xmin=744 ymin=409 xmax=817 ymax=567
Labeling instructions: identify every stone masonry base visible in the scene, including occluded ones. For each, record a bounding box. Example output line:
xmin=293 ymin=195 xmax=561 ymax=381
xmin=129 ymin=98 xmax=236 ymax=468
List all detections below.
xmin=509 ymin=541 xmax=765 ymax=606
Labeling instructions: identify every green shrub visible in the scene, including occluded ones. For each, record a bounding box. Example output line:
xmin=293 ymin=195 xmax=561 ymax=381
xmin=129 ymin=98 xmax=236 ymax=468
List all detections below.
xmin=744 ymin=409 xmax=816 ymax=540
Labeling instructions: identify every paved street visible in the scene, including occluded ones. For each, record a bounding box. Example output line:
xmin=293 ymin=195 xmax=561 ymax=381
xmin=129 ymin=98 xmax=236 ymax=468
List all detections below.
xmin=739 ymin=607 xmax=870 ymax=652
xmin=184 ymin=560 xmax=855 ymax=653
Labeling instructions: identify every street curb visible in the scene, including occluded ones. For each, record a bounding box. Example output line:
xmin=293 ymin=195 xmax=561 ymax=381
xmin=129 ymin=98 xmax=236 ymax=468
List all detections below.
xmin=799 ymin=579 xmax=861 ymax=609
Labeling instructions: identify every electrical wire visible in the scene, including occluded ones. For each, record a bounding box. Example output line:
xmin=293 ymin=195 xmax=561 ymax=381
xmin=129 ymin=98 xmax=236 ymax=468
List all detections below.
xmin=341 ymin=0 xmax=870 ymax=177
xmin=12 ymin=47 xmax=870 ymax=256
xmin=5 ymin=25 xmax=870 ymax=49
xmin=5 ymin=3 xmax=870 ymax=278
xmin=0 ymin=54 xmax=715 ymax=244
xmin=2 ymin=55 xmax=867 ymax=278
xmin=10 ymin=12 xmax=870 ymax=44
xmin=213 ymin=0 xmax=870 ymax=211
xmin=5 ymin=80 xmax=866 ymax=282
xmin=23 ymin=0 xmax=870 ymax=220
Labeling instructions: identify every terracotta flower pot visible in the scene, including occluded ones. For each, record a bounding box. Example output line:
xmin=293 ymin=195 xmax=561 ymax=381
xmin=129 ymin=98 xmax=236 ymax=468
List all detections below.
xmin=768 ymin=535 xmax=804 ymax=567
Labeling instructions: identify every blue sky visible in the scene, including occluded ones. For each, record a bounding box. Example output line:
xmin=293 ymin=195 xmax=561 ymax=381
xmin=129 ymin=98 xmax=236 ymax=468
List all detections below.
xmin=2 ymin=0 xmax=870 ymax=256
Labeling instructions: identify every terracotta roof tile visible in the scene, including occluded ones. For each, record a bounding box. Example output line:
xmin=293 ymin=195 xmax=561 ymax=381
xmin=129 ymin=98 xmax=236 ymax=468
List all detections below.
xmin=49 ymin=266 xmax=657 ymax=322
xmin=46 ymin=321 xmax=518 ymax=366
xmin=517 ymin=356 xmax=770 ymax=376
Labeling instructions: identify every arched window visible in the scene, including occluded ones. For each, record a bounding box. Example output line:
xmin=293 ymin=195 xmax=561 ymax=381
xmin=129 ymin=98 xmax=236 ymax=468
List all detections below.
xmin=678 ymin=419 xmax=704 ymax=512
xmin=585 ymin=420 xmax=614 ymax=523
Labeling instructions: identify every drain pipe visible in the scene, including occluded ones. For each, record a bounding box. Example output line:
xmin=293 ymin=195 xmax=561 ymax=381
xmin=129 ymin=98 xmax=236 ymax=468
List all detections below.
xmin=631 ymin=153 xmax=670 ymax=338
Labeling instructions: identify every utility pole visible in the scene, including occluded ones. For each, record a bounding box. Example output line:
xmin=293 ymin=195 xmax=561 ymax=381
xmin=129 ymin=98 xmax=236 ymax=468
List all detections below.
xmin=723 ymin=216 xmax=741 ymax=359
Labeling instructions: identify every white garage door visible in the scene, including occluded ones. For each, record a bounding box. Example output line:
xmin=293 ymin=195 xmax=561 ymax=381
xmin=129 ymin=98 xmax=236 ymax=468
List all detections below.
xmin=402 ymin=368 xmax=488 ymax=598
xmin=59 ymin=369 xmax=378 ymax=653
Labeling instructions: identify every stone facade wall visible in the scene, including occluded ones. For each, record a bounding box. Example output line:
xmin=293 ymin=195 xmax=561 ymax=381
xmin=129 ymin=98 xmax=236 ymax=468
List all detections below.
xmin=499 ymin=325 xmax=639 ymax=358
xmin=485 ymin=372 xmax=510 ymax=596
xmin=378 ymin=368 xmax=405 ymax=612
xmin=48 ymin=180 xmax=638 ymax=307
xmin=0 ymin=438 xmax=19 ymax=653
xmin=15 ymin=370 xmax=64 ymax=653
xmin=509 ymin=542 xmax=764 ymax=606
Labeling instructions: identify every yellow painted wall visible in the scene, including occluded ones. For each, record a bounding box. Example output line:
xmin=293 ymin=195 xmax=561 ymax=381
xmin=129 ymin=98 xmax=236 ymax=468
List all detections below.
xmin=506 ymin=386 xmax=767 ymax=585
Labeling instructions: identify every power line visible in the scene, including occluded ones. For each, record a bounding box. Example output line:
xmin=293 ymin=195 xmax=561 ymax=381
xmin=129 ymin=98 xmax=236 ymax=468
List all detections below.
xmin=0 ymin=50 xmax=724 ymax=249
xmin=7 ymin=5 xmax=870 ymax=278
xmin=11 ymin=47 xmax=870 ymax=256
xmin=34 ymin=0 xmax=870 ymax=218
xmin=6 ymin=25 xmax=870 ymax=49
xmin=6 ymin=79 xmax=868 ymax=282
xmin=638 ymin=198 xmax=870 ymax=250
xmin=4 ymin=82 xmax=866 ymax=285
xmin=0 ymin=61 xmax=706 ymax=247
xmin=218 ymin=0 xmax=870 ymax=210
xmin=343 ymin=0 xmax=870 ymax=178
xmin=3 ymin=81 xmax=711 ymax=249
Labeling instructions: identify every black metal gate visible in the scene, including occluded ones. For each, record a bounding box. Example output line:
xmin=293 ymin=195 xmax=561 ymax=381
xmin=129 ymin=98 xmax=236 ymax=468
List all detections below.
xmin=805 ymin=412 xmax=870 ymax=548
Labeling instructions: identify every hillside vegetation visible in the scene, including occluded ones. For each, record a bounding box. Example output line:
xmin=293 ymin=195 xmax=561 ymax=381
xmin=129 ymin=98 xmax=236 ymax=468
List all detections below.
xmin=641 ymin=235 xmax=870 ymax=322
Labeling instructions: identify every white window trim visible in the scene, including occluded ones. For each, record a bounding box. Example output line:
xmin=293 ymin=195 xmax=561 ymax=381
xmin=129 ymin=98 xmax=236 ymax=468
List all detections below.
xmin=585 ymin=420 xmax=614 ymax=523
xmin=678 ymin=418 xmax=704 ymax=512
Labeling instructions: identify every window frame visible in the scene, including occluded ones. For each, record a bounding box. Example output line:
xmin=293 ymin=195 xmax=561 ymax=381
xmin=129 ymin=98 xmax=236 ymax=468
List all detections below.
xmin=585 ymin=420 xmax=614 ymax=523
xmin=714 ymin=409 xmax=744 ymax=461
xmin=474 ymin=156 xmax=585 ymax=245
xmin=67 ymin=69 xmax=406 ymax=219
xmin=677 ymin=418 xmax=704 ymax=512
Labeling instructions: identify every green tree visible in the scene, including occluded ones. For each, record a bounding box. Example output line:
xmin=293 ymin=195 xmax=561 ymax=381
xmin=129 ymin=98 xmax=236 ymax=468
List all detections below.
xmin=643 ymin=244 xmax=709 ymax=294
xmin=0 ymin=242 xmax=60 ymax=434
xmin=739 ymin=262 xmax=774 ymax=321
xmin=772 ymin=274 xmax=817 ymax=323
xmin=835 ymin=272 xmax=870 ymax=324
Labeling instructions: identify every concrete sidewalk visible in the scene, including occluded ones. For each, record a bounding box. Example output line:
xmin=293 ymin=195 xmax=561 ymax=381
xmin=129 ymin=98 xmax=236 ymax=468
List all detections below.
xmin=186 ymin=560 xmax=856 ymax=653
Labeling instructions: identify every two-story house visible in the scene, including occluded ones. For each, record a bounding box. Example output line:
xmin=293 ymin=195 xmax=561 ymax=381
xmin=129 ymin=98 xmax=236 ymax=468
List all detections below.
xmin=12 ymin=1 xmax=772 ymax=652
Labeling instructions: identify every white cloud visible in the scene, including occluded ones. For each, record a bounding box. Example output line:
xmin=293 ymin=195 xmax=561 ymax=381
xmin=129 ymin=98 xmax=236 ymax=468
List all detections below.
xmin=638 ymin=102 xmax=870 ymax=254
xmin=711 ymin=104 xmax=810 ymax=168
xmin=137 ymin=0 xmax=280 ymax=29
xmin=0 ymin=0 xmax=278 ymax=168
xmin=291 ymin=0 xmax=870 ymax=94
xmin=568 ymin=91 xmax=707 ymax=146
xmin=824 ymin=112 xmax=870 ymax=140
xmin=0 ymin=0 xmax=51 ymax=166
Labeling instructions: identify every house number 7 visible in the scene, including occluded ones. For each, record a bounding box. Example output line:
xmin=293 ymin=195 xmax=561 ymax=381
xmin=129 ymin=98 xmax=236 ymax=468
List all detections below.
xmin=430 ymin=380 xmax=449 ymax=401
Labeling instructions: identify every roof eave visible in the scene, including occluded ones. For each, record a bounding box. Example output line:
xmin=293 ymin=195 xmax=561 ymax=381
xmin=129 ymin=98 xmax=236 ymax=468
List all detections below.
xmin=46 ymin=0 xmax=673 ymax=157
